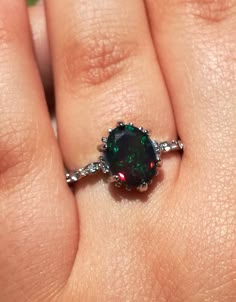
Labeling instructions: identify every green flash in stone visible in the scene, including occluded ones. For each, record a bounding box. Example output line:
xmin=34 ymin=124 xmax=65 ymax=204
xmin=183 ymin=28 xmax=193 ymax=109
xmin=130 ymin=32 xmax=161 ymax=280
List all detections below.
xmin=101 ymin=123 xmax=159 ymax=191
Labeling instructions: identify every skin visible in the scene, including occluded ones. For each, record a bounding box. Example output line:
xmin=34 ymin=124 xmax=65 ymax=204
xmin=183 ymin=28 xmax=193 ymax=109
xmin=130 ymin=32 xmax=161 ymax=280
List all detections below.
xmin=0 ymin=0 xmax=236 ymax=301
xmin=28 ymin=0 xmax=51 ymax=91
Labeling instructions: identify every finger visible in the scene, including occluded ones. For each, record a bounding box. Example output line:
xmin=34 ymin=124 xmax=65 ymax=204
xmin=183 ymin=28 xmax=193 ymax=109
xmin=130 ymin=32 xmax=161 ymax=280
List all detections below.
xmin=145 ymin=1 xmax=236 ymax=299
xmin=0 ymin=1 xmax=77 ymax=301
xmin=28 ymin=0 xmax=52 ymax=91
xmin=146 ymin=0 xmax=236 ymax=167
xmin=45 ymin=0 xmax=179 ymax=298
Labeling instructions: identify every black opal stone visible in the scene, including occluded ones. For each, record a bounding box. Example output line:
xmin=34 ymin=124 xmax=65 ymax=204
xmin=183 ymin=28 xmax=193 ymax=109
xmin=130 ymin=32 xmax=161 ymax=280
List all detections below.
xmin=104 ymin=124 xmax=157 ymax=187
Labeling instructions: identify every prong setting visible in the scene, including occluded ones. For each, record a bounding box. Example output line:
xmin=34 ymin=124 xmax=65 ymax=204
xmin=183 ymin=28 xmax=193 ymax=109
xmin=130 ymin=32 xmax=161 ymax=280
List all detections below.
xmin=125 ymin=185 xmax=131 ymax=191
xmin=137 ymin=182 xmax=148 ymax=193
xmin=178 ymin=140 xmax=184 ymax=150
xmin=152 ymin=140 xmax=160 ymax=153
xmin=139 ymin=127 xmax=150 ymax=135
xmin=98 ymin=143 xmax=107 ymax=152
xmin=117 ymin=121 xmax=125 ymax=128
xmin=101 ymin=137 xmax=108 ymax=143
xmin=115 ymin=181 xmax=122 ymax=188
xmin=108 ymin=175 xmax=119 ymax=183
xmin=99 ymin=156 xmax=110 ymax=174
xmin=152 ymin=140 xmax=161 ymax=162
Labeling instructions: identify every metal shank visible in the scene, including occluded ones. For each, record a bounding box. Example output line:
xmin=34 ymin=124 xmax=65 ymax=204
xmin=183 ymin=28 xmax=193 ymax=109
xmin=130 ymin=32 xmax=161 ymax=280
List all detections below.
xmin=66 ymin=162 xmax=101 ymax=184
xmin=159 ymin=140 xmax=183 ymax=153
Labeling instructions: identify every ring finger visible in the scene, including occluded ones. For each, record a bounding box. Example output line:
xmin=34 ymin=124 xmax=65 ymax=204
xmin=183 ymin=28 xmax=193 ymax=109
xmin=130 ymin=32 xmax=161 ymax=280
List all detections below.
xmin=46 ymin=0 xmax=179 ymax=299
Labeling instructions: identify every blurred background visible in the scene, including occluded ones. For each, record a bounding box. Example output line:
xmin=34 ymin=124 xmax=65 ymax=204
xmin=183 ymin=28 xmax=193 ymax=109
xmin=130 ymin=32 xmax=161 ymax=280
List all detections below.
xmin=26 ymin=0 xmax=54 ymax=113
xmin=27 ymin=0 xmax=38 ymax=6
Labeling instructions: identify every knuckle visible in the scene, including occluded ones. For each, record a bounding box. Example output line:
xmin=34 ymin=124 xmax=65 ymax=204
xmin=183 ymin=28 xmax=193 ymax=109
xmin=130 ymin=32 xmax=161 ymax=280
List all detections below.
xmin=62 ymin=31 xmax=137 ymax=88
xmin=177 ymin=0 xmax=236 ymax=23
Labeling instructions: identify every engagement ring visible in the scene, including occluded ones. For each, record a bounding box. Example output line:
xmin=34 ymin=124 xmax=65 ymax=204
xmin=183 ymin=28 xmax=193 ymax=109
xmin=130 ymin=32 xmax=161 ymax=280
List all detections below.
xmin=66 ymin=122 xmax=184 ymax=192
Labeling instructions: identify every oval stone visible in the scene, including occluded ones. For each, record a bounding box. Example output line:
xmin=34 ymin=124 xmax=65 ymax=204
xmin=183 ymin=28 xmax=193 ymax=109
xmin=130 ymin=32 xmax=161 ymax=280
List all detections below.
xmin=104 ymin=124 xmax=157 ymax=187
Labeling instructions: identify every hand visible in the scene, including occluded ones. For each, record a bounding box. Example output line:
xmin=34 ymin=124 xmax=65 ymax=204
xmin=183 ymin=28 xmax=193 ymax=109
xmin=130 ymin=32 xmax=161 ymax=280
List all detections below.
xmin=1 ymin=1 xmax=236 ymax=301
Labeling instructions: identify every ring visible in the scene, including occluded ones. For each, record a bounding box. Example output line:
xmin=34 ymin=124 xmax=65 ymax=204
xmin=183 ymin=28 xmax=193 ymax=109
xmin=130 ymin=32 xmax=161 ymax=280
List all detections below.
xmin=66 ymin=122 xmax=184 ymax=192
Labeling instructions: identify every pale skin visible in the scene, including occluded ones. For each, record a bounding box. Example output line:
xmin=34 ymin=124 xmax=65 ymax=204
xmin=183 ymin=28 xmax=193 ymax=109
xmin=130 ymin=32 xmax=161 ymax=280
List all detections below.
xmin=0 ymin=0 xmax=236 ymax=301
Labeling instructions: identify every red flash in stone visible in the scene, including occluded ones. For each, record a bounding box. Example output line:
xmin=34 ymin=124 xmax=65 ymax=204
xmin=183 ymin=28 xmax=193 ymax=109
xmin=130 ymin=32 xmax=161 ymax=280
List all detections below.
xmin=150 ymin=162 xmax=155 ymax=169
xmin=118 ymin=172 xmax=126 ymax=182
